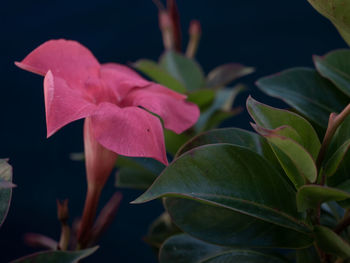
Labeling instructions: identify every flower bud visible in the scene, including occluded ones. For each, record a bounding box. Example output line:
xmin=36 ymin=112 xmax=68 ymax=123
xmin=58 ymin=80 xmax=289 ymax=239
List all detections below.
xmin=186 ymin=20 xmax=202 ymax=58
xmin=159 ymin=11 xmax=174 ymax=50
xmin=167 ymin=0 xmax=182 ymax=51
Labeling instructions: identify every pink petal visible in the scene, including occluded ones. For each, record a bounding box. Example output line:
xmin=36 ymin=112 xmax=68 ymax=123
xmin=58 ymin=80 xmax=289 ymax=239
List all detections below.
xmin=84 ymin=117 xmax=118 ymax=187
xmin=143 ymin=83 xmax=187 ymax=100
xmin=100 ymin=63 xmax=150 ymax=101
xmin=121 ymin=84 xmax=200 ymax=134
xmin=44 ymin=71 xmax=97 ymax=137
xmin=90 ymin=102 xmax=168 ymax=165
xmin=15 ymin=39 xmax=100 ymax=89
xmin=102 ymin=63 xmax=142 ymax=78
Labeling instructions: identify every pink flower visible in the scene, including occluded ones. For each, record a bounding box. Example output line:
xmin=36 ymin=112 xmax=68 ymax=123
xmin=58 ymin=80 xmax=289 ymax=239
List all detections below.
xmin=15 ymin=39 xmax=199 ymax=171
xmin=16 ymin=40 xmax=199 ymax=246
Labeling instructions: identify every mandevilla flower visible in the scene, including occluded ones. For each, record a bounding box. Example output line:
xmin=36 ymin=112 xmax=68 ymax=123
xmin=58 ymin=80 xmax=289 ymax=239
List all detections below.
xmin=15 ymin=39 xmax=199 ymax=246
xmin=15 ymin=39 xmax=199 ymax=171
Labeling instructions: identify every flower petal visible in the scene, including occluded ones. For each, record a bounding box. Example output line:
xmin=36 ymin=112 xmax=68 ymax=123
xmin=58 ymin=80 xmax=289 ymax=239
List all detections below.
xmin=15 ymin=39 xmax=100 ymax=89
xmin=90 ymin=102 xmax=168 ymax=165
xmin=100 ymin=63 xmax=150 ymax=100
xmin=121 ymin=84 xmax=200 ymax=134
xmin=44 ymin=71 xmax=97 ymax=137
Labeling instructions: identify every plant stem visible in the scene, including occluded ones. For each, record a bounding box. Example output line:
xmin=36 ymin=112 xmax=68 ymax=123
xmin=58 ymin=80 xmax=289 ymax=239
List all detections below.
xmin=314 ymin=104 xmax=350 ymax=226
xmin=77 ymin=184 xmax=102 ymax=248
xmin=57 ymin=199 xmax=70 ymax=250
xmin=316 ymin=103 xmax=350 ymax=181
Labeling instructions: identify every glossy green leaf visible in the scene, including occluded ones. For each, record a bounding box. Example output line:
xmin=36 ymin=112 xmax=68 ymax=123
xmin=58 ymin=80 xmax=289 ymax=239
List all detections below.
xmin=247 ymin=96 xmax=321 ymax=158
xmin=0 ymin=159 xmax=13 ymax=227
xmin=133 ymin=144 xmax=313 ymax=248
xmin=164 ymin=129 xmax=192 ymax=156
xmin=195 ymin=86 xmax=244 ymax=132
xmin=206 ymin=63 xmax=254 ymax=89
xmin=327 ymin=116 xmax=350 ymax=187
xmin=144 ymin=212 xmax=181 ymax=249
xmin=133 ymin=59 xmax=186 ymax=93
xmin=307 ymin=0 xmax=350 ymax=46
xmin=160 ymin=234 xmax=227 ymax=263
xmin=314 ymin=225 xmax=350 ymax=258
xmin=324 ymin=139 xmax=350 ymax=177
xmin=314 ymin=50 xmax=350 ymax=97
xmin=115 ymin=156 xmax=164 ymax=190
xmin=296 ymin=247 xmax=319 ymax=263
xmin=256 ymin=68 xmax=349 ymax=128
xmin=176 ymin=127 xmax=281 ymax=172
xmin=296 ymin=185 xmax=350 ymax=211
xmin=115 ymin=167 xmax=158 ymax=190
xmin=187 ymin=89 xmax=215 ymax=111
xmin=199 ymin=252 xmax=289 ymax=263
xmin=164 ymin=197 xmax=312 ymax=249
xmin=202 ymin=109 xmax=241 ymax=131
xmin=160 ymin=234 xmax=288 ymax=263
xmin=11 ymin=247 xmax=98 ymax=263
xmin=253 ymin=125 xmax=317 ymax=186
xmin=160 ymin=51 xmax=205 ymax=91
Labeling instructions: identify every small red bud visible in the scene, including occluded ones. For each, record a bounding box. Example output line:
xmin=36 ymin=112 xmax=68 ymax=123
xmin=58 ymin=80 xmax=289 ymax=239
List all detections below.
xmin=189 ymin=20 xmax=201 ymax=36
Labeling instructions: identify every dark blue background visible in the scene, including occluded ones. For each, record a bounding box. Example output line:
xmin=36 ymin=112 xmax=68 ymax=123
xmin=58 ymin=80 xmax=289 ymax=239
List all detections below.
xmin=0 ymin=0 xmax=347 ymax=262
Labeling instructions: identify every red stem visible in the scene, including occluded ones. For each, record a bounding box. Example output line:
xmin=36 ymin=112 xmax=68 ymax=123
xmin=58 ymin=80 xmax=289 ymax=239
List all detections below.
xmin=77 ymin=185 xmax=102 ymax=248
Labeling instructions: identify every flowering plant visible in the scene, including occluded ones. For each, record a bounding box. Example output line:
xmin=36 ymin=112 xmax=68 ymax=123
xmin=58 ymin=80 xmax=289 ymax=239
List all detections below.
xmin=4 ymin=0 xmax=350 ymax=262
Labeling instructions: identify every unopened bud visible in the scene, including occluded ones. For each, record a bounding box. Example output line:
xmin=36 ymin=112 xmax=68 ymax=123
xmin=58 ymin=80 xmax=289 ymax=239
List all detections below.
xmin=189 ymin=20 xmax=201 ymax=36
xmin=167 ymin=0 xmax=182 ymax=51
xmin=186 ymin=20 xmax=202 ymax=58
xmin=57 ymin=199 xmax=69 ymax=223
xmin=88 ymin=192 xmax=122 ymax=246
xmin=159 ymin=11 xmax=174 ymax=50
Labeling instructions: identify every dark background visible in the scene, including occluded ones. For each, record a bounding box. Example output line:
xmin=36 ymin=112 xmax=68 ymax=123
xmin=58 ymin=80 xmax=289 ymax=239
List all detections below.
xmin=0 ymin=0 xmax=347 ymax=262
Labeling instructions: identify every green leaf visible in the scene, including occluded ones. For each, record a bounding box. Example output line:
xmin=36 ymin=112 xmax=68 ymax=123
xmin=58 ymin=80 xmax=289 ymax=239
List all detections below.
xmin=296 ymin=185 xmax=350 ymax=211
xmin=115 ymin=156 xmax=164 ymax=190
xmin=195 ymin=86 xmax=244 ymax=132
xmin=327 ymin=116 xmax=350 ymax=187
xmin=144 ymin=212 xmax=181 ymax=249
xmin=159 ymin=234 xmax=227 ymax=263
xmin=307 ymin=0 xmax=350 ymax=46
xmin=164 ymin=129 xmax=192 ymax=156
xmin=0 ymin=159 xmax=13 ymax=227
xmin=199 ymin=251 xmax=289 ymax=263
xmin=160 ymin=234 xmax=288 ymax=263
xmin=164 ymin=197 xmax=312 ymax=249
xmin=11 ymin=247 xmax=98 ymax=263
xmin=296 ymin=247 xmax=319 ymax=263
xmin=176 ymin=127 xmax=281 ymax=172
xmin=247 ymin=96 xmax=321 ymax=158
xmin=314 ymin=225 xmax=350 ymax=258
xmin=314 ymin=50 xmax=350 ymax=97
xmin=133 ymin=144 xmax=313 ymax=248
xmin=187 ymin=89 xmax=215 ymax=111
xmin=206 ymin=63 xmax=254 ymax=89
xmin=116 ymin=167 xmax=158 ymax=190
xmin=202 ymin=109 xmax=241 ymax=131
xmin=253 ymin=125 xmax=317 ymax=187
xmin=256 ymin=68 xmax=349 ymax=128
xmin=133 ymin=59 xmax=186 ymax=93
xmin=324 ymin=139 xmax=350 ymax=177
xmin=160 ymin=51 xmax=205 ymax=91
